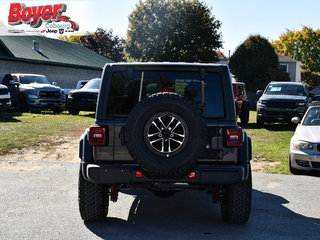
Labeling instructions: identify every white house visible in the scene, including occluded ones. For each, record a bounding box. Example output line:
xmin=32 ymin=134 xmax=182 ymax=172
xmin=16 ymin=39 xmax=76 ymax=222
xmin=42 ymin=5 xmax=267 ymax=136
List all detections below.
xmin=277 ymin=54 xmax=302 ymax=82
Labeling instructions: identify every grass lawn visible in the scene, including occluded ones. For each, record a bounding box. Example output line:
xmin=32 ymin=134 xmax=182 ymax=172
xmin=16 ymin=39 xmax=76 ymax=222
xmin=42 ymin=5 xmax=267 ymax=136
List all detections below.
xmin=0 ymin=111 xmax=95 ymax=155
xmin=1 ymin=110 xmax=296 ymax=174
xmin=242 ymin=111 xmax=295 ymax=175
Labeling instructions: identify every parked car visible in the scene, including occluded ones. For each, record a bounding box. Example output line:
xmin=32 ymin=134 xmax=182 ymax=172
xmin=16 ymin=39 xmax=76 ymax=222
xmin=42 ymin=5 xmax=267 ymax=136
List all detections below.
xmin=78 ymin=62 xmax=252 ymax=224
xmin=76 ymin=80 xmax=88 ymax=89
xmin=67 ymin=78 xmax=100 ymax=115
xmin=2 ymin=73 xmax=65 ymax=113
xmin=290 ymin=105 xmax=320 ymax=174
xmin=312 ymin=95 xmax=320 ymax=103
xmin=256 ymin=81 xmax=314 ymax=127
xmin=64 ymin=80 xmax=89 ymax=98
xmin=232 ymin=82 xmax=250 ymax=124
xmin=0 ymin=84 xmax=11 ymax=111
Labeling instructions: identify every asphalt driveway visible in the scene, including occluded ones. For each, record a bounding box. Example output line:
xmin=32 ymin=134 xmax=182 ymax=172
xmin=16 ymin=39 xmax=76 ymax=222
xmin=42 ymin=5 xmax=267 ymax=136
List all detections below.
xmin=0 ymin=159 xmax=319 ymax=240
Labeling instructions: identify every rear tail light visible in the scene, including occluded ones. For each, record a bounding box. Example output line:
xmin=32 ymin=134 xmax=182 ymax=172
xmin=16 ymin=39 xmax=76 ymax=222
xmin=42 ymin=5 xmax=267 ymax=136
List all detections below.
xmin=226 ymin=128 xmax=243 ymax=147
xmin=89 ymin=126 xmax=106 ymax=145
xmin=135 ymin=171 xmax=143 ymax=178
xmin=159 ymin=89 xmax=174 ymax=92
xmin=188 ymin=172 xmax=196 ymax=179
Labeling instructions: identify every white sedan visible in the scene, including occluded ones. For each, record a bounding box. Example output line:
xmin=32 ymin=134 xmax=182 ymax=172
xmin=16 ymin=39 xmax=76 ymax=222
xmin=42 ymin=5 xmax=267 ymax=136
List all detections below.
xmin=290 ymin=105 xmax=320 ymax=174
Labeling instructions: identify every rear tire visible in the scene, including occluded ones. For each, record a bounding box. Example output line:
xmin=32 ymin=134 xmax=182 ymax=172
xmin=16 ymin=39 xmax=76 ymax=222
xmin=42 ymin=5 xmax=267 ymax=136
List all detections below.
xmin=240 ymin=104 xmax=249 ymax=125
xmin=220 ymin=165 xmax=252 ymax=224
xmin=256 ymin=115 xmax=264 ymax=128
xmin=78 ymin=167 xmax=109 ymax=221
xmin=18 ymin=95 xmax=29 ymax=112
xmin=52 ymin=107 xmax=63 ymax=114
xmin=69 ymin=109 xmax=80 ymax=115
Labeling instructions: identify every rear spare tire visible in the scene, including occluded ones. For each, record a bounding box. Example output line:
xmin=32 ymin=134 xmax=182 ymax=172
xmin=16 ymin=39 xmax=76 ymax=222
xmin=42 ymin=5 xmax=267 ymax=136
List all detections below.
xmin=125 ymin=92 xmax=206 ymax=177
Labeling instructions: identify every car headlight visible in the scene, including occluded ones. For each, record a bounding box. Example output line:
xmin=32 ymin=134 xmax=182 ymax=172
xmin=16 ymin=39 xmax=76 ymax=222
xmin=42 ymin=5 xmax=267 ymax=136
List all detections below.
xmin=26 ymin=89 xmax=37 ymax=95
xmin=293 ymin=140 xmax=313 ymax=150
xmin=258 ymin=99 xmax=267 ymax=105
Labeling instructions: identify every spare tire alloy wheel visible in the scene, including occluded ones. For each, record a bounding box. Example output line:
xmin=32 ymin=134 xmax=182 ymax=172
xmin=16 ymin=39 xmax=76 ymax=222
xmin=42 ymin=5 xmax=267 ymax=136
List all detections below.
xmin=125 ymin=93 xmax=206 ymax=177
xmin=144 ymin=112 xmax=189 ymax=158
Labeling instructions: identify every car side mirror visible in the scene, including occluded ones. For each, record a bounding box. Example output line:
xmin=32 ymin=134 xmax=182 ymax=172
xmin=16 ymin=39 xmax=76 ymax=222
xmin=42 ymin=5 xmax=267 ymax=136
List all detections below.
xmin=291 ymin=117 xmax=301 ymax=124
xmin=256 ymin=90 xmax=263 ymax=95
xmin=52 ymin=82 xmax=57 ymax=86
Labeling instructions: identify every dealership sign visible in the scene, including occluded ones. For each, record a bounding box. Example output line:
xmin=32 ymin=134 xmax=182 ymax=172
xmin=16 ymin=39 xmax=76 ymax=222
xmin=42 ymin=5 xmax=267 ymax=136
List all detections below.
xmin=8 ymin=3 xmax=79 ymax=33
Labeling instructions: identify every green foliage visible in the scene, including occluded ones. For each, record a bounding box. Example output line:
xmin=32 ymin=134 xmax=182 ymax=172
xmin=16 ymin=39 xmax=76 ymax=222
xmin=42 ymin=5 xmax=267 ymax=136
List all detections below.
xmin=58 ymin=35 xmax=81 ymax=44
xmin=244 ymin=111 xmax=294 ymax=175
xmin=229 ymin=35 xmax=289 ymax=92
xmin=301 ymin=69 xmax=320 ymax=90
xmin=80 ymin=28 xmax=125 ymax=62
xmin=126 ymin=0 xmax=222 ymax=62
xmin=59 ymin=29 xmax=125 ymax=62
xmin=272 ymin=26 xmax=320 ymax=72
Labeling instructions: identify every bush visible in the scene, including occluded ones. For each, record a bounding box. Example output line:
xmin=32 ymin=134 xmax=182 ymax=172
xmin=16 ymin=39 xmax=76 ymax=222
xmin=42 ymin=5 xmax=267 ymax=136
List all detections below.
xmin=229 ymin=35 xmax=288 ymax=92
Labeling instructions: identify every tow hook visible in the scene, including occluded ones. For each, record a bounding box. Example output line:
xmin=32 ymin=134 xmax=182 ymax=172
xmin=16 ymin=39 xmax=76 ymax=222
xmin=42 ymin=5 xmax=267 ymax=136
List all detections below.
xmin=110 ymin=184 xmax=118 ymax=202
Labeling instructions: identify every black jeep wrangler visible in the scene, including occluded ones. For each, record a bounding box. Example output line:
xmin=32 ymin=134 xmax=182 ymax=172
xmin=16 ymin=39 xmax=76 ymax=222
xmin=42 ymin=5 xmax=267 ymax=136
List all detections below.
xmin=79 ymin=63 xmax=252 ymax=224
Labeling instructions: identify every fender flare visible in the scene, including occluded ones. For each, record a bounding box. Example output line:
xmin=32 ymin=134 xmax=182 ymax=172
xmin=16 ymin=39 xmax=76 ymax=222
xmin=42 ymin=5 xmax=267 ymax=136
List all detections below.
xmin=238 ymin=131 xmax=252 ymax=164
xmin=79 ymin=129 xmax=93 ymax=163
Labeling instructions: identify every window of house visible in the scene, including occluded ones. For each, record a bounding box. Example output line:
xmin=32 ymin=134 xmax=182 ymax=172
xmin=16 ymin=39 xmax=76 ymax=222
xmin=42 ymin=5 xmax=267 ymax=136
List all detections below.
xmin=280 ymin=64 xmax=288 ymax=72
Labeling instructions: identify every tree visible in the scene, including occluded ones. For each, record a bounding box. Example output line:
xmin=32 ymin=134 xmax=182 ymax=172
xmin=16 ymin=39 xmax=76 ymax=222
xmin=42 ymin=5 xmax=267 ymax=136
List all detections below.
xmin=59 ymin=28 xmax=125 ymax=62
xmin=272 ymin=26 xmax=320 ymax=72
xmin=229 ymin=35 xmax=289 ymax=92
xmin=80 ymin=28 xmax=125 ymax=62
xmin=301 ymin=69 xmax=320 ymax=90
xmin=59 ymin=35 xmax=81 ymax=44
xmin=126 ymin=0 xmax=222 ymax=62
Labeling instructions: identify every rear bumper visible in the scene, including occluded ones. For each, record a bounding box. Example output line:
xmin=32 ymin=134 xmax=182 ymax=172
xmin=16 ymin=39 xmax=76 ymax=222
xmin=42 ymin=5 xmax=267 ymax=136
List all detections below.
xmin=81 ymin=162 xmax=250 ymax=186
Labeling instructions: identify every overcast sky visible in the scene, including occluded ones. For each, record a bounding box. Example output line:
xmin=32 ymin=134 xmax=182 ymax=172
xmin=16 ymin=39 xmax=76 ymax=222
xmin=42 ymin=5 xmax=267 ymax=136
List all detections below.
xmin=1 ymin=0 xmax=320 ymax=56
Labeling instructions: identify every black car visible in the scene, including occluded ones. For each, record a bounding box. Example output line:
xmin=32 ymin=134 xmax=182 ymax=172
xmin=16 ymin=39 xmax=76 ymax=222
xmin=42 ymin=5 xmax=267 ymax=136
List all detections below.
xmin=256 ymin=81 xmax=314 ymax=127
xmin=67 ymin=78 xmax=101 ymax=115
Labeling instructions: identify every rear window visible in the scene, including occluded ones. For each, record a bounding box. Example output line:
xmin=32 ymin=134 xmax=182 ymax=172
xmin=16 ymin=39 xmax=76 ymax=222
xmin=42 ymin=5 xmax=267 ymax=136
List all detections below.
xmin=107 ymin=70 xmax=224 ymax=117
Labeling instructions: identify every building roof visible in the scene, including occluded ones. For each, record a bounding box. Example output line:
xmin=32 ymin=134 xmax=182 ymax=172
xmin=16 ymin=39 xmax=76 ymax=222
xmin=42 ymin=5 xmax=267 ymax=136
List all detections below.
xmin=277 ymin=54 xmax=299 ymax=63
xmin=216 ymin=50 xmax=228 ymax=60
xmin=0 ymin=35 xmax=114 ymax=70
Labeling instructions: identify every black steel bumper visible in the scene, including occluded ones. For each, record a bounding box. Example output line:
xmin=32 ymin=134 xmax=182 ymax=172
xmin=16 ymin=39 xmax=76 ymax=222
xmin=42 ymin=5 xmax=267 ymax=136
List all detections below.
xmin=81 ymin=162 xmax=250 ymax=186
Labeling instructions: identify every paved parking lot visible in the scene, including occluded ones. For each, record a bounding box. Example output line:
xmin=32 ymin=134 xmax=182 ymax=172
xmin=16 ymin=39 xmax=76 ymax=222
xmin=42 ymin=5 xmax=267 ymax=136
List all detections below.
xmin=0 ymin=159 xmax=319 ymax=240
